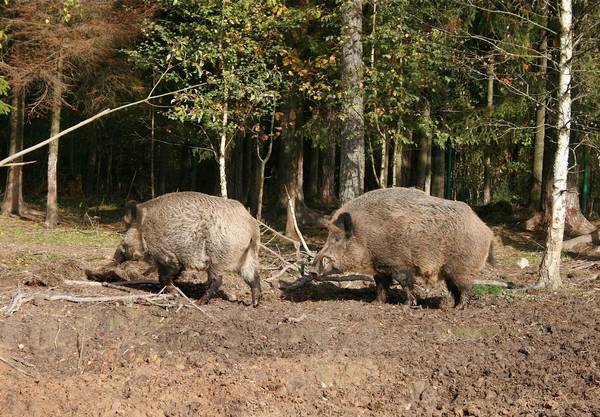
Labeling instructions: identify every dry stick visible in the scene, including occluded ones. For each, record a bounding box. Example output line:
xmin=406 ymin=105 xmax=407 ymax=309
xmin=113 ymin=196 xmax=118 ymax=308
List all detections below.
xmin=0 ymin=83 xmax=204 ymax=168
xmin=257 ymin=219 xmax=301 ymax=246
xmin=63 ymin=279 xmax=157 ymax=291
xmin=2 ymin=160 xmax=36 ymax=167
xmin=259 ymin=243 xmax=299 ymax=271
xmin=0 ymin=356 xmax=34 ymax=378
xmin=284 ymin=186 xmax=315 ymax=257
xmin=265 ymin=264 xmax=295 ymax=283
xmin=169 ymin=285 xmax=214 ymax=320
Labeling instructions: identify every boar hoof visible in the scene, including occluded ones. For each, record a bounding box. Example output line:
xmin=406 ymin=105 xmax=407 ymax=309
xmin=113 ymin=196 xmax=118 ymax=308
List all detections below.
xmin=251 ymin=286 xmax=262 ymax=308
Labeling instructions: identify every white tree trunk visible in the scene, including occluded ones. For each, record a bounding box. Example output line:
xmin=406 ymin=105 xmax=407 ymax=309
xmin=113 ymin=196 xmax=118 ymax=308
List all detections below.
xmin=219 ymin=100 xmax=228 ymax=198
xmin=483 ymin=55 xmax=494 ymax=205
xmin=537 ymin=0 xmax=573 ymax=289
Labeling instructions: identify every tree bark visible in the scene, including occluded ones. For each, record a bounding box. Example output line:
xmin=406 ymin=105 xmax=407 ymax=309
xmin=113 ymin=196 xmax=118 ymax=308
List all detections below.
xmin=529 ymin=25 xmax=548 ymax=210
xmin=339 ymin=0 xmax=365 ymax=204
xmin=416 ymin=104 xmax=432 ymax=194
xmin=379 ymin=137 xmax=389 ymax=188
xmin=2 ymin=88 xmax=26 ymax=216
xmin=391 ymin=137 xmax=401 ymax=187
xmin=278 ymin=96 xmax=304 ymax=237
xmin=319 ymin=141 xmax=337 ymax=206
xmin=537 ymin=0 xmax=573 ymax=289
xmin=483 ymin=53 xmax=494 ymax=205
xmin=150 ymin=105 xmax=156 ymax=198
xmin=306 ymin=143 xmax=319 ymax=200
xmin=45 ymin=56 xmax=63 ymax=228
xmin=431 ymin=143 xmax=445 ymax=198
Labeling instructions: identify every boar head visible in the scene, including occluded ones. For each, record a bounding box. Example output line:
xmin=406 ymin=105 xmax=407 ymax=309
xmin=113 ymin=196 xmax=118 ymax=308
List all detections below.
xmin=312 ymin=212 xmax=374 ymax=276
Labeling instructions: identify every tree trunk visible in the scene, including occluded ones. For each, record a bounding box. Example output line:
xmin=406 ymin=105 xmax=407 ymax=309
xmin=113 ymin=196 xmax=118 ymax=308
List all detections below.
xmin=529 ymin=26 xmax=548 ymax=210
xmin=379 ymin=138 xmax=389 ymax=188
xmin=150 ymin=105 xmax=156 ymax=198
xmin=306 ymin=143 xmax=319 ymax=201
xmin=85 ymin=133 xmax=97 ymax=197
xmin=256 ymin=138 xmax=272 ymax=221
xmin=537 ymin=0 xmax=573 ymax=289
xmin=218 ymin=100 xmax=228 ymax=198
xmin=445 ymin=144 xmax=454 ymax=199
xmin=483 ymin=54 xmax=494 ymax=205
xmin=2 ymin=88 xmax=26 ymax=216
xmin=431 ymin=143 xmax=445 ymax=198
xmin=319 ymin=141 xmax=337 ymax=206
xmin=483 ymin=156 xmax=492 ymax=204
xmin=391 ymin=137 xmax=401 ymax=187
xmin=339 ymin=0 xmax=365 ymax=204
xmin=278 ymin=96 xmax=304 ymax=237
xmin=416 ymin=104 xmax=432 ymax=193
xmin=564 ymin=168 xmax=595 ymax=236
xmin=45 ymin=57 xmax=63 ymax=228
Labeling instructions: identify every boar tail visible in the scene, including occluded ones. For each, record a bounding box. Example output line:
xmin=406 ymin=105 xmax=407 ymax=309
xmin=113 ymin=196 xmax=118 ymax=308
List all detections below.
xmin=240 ymin=234 xmax=260 ymax=283
xmin=486 ymin=241 xmax=497 ymax=266
xmin=123 ymin=200 xmax=138 ymax=227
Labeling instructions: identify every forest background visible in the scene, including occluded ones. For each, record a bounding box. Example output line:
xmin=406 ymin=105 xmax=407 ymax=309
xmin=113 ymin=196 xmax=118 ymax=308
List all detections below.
xmin=1 ymin=0 xmax=599 ymax=286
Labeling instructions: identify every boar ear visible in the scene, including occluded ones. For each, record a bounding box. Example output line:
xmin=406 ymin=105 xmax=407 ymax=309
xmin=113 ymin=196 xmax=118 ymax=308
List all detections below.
xmin=334 ymin=212 xmax=353 ymax=239
xmin=123 ymin=200 xmax=138 ymax=227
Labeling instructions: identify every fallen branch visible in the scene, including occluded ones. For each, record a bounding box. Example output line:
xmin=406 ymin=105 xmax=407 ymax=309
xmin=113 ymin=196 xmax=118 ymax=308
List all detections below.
xmin=280 ymin=274 xmax=517 ymax=290
xmin=562 ymin=230 xmax=600 ymax=251
xmin=1 ymin=289 xmax=177 ymax=316
xmin=64 ymin=279 xmax=157 ymax=290
xmin=0 ymin=356 xmax=34 ymax=378
xmin=0 ymin=83 xmax=204 ymax=168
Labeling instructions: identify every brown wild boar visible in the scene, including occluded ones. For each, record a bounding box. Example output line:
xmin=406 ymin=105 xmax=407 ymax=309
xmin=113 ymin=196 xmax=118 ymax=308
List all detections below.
xmin=113 ymin=192 xmax=262 ymax=306
xmin=311 ymin=187 xmax=495 ymax=308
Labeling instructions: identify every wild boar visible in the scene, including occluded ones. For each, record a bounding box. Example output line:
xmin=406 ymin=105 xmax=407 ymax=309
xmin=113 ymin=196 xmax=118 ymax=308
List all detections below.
xmin=312 ymin=187 xmax=495 ymax=308
xmin=113 ymin=191 xmax=262 ymax=307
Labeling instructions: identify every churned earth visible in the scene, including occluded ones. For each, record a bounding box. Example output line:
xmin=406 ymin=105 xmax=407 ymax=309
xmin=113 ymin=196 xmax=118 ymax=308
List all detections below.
xmin=0 ymin=215 xmax=599 ymax=417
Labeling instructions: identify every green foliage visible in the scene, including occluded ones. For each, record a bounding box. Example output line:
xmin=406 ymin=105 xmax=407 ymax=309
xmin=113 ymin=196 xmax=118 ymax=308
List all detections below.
xmin=0 ymin=76 xmax=10 ymax=115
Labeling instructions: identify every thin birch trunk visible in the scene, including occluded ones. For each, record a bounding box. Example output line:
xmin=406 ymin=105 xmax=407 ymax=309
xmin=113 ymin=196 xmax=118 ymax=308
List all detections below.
xmin=45 ymin=56 xmax=63 ymax=228
xmin=391 ymin=138 xmax=401 ymax=187
xmin=256 ymin=101 xmax=275 ymax=221
xmin=537 ymin=0 xmax=573 ymax=289
xmin=219 ymin=99 xmax=228 ymax=198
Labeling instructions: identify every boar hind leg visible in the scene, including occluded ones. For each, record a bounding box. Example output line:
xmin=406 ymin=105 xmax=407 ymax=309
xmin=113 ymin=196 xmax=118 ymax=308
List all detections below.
xmin=442 ymin=268 xmax=470 ymax=309
xmin=374 ymin=274 xmax=392 ymax=303
xmin=241 ymin=271 xmax=262 ymax=308
xmin=199 ymin=267 xmax=223 ymax=305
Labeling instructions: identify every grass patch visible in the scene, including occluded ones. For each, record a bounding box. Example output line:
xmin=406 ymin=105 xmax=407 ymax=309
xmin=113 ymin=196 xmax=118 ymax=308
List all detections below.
xmin=0 ymin=217 xmax=121 ymax=248
xmin=472 ymin=283 xmax=514 ymax=301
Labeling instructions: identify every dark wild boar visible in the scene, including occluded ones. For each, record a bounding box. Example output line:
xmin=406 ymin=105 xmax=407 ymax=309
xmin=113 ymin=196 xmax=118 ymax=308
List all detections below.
xmin=114 ymin=192 xmax=262 ymax=306
xmin=312 ymin=187 xmax=495 ymax=308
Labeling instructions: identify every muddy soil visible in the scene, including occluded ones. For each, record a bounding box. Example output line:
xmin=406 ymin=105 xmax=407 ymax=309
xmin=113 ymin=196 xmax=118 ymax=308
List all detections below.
xmin=0 ymin=219 xmax=599 ymax=417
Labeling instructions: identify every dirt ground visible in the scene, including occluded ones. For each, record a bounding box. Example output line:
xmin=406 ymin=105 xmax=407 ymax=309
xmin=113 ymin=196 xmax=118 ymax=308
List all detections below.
xmin=0 ymin=215 xmax=599 ymax=417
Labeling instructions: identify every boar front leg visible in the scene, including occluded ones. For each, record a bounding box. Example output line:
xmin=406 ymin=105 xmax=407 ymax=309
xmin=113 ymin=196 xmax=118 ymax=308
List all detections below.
xmin=157 ymin=262 xmax=181 ymax=293
xmin=374 ymin=274 xmax=393 ymax=303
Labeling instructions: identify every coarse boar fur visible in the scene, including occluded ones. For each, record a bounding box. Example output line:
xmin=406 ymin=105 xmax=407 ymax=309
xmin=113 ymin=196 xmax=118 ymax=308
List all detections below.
xmin=114 ymin=192 xmax=262 ymax=306
xmin=312 ymin=187 xmax=495 ymax=308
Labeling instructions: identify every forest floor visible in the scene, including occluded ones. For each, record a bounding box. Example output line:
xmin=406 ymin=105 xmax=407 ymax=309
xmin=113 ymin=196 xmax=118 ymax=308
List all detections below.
xmin=0 ymin=209 xmax=599 ymax=417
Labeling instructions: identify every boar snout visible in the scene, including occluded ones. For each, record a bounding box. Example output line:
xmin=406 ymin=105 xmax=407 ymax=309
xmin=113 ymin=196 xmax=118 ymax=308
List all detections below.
xmin=310 ymin=254 xmax=337 ymax=276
